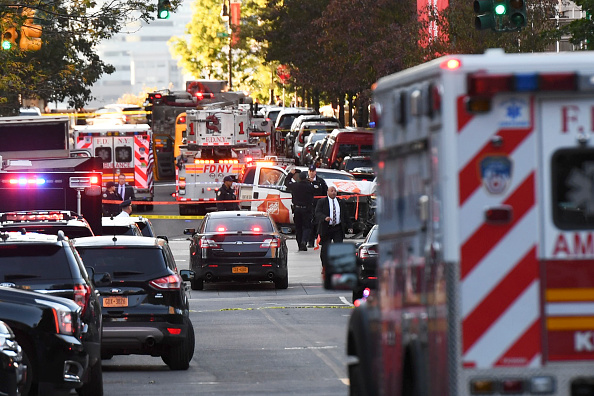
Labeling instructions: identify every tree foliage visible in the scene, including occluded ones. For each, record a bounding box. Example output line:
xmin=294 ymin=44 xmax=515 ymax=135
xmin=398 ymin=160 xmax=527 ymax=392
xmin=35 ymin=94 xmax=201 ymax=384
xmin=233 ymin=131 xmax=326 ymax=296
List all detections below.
xmin=561 ymin=0 xmax=594 ymax=49
xmin=0 ymin=0 xmax=180 ymax=115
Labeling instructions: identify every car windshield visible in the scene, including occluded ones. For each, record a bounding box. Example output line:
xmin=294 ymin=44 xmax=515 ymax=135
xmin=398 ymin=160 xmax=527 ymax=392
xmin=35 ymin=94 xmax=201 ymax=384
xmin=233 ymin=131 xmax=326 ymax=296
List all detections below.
xmin=77 ymin=247 xmax=166 ymax=280
xmin=310 ymin=133 xmax=328 ymax=143
xmin=0 ymin=245 xmax=73 ymax=280
xmin=102 ymin=225 xmax=137 ymax=236
xmin=338 ymin=144 xmax=374 ymax=157
xmin=344 ymin=159 xmax=372 ymax=170
xmin=135 ymin=222 xmax=154 ymax=237
xmin=205 ymin=217 xmax=274 ymax=233
xmin=0 ymin=225 xmax=93 ymax=238
xmin=317 ymin=171 xmax=355 ymax=181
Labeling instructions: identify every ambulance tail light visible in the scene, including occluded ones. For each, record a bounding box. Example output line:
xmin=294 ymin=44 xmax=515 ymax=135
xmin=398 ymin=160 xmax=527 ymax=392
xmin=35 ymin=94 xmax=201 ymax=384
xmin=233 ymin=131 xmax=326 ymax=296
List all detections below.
xmin=485 ymin=205 xmax=513 ymax=224
xmin=440 ymin=58 xmax=462 ymax=70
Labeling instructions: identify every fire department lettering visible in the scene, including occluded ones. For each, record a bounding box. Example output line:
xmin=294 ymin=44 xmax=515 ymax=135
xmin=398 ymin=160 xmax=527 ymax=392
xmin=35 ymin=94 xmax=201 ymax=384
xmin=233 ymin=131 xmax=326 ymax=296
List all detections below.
xmin=560 ymin=104 xmax=594 ymax=134
xmin=205 ymin=136 xmax=228 ymax=143
xmin=202 ymin=164 xmax=234 ymax=173
xmin=552 ymin=232 xmax=594 ymax=257
xmin=575 ymin=331 xmax=594 ymax=352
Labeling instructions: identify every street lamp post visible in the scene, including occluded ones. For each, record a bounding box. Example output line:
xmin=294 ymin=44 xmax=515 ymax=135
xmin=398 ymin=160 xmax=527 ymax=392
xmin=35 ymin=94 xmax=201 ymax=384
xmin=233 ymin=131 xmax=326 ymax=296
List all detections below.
xmin=221 ymin=0 xmax=232 ymax=90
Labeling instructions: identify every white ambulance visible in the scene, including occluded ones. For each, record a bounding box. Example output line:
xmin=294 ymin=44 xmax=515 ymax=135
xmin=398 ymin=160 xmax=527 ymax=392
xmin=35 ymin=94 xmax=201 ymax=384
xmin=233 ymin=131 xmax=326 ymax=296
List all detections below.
xmin=327 ymin=49 xmax=594 ymax=395
xmin=73 ymin=124 xmax=154 ymax=208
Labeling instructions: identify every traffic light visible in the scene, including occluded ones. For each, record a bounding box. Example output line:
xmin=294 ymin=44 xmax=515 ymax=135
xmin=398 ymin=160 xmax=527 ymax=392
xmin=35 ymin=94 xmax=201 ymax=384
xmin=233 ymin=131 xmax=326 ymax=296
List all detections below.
xmin=19 ymin=8 xmax=41 ymax=51
xmin=157 ymin=0 xmax=171 ymax=19
xmin=1 ymin=26 xmax=17 ymax=50
xmin=474 ymin=0 xmax=495 ymax=30
xmin=509 ymin=0 xmax=527 ymax=28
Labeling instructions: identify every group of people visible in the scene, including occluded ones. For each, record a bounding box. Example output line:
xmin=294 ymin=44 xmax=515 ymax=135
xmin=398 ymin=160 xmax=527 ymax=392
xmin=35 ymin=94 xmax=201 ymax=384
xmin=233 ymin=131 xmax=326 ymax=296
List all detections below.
xmin=102 ymin=174 xmax=135 ymax=218
xmin=284 ymin=165 xmax=352 ymax=268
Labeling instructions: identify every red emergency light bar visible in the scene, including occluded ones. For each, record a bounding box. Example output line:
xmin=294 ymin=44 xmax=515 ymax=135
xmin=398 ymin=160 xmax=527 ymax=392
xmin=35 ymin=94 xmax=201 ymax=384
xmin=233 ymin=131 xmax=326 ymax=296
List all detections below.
xmin=9 ymin=177 xmax=46 ymax=186
xmin=468 ymin=72 xmax=578 ymax=96
xmin=4 ymin=212 xmax=65 ymax=222
xmin=195 ymin=159 xmax=215 ymax=164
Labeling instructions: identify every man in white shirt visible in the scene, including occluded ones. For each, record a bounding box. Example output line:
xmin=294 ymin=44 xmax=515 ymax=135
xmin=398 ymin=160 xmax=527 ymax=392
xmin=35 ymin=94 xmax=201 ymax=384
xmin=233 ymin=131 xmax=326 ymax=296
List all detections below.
xmin=116 ymin=200 xmax=133 ymax=218
xmin=315 ymin=186 xmax=353 ymax=270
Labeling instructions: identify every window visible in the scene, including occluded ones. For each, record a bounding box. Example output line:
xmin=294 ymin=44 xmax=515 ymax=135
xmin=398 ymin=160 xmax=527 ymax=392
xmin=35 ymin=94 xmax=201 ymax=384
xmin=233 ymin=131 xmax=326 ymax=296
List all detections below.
xmin=259 ymin=168 xmax=283 ymax=186
xmin=77 ymin=247 xmax=167 ymax=280
xmin=95 ymin=147 xmax=112 ymax=163
xmin=0 ymin=245 xmax=73 ymax=280
xmin=206 ymin=217 xmax=274 ymax=233
xmin=552 ymin=148 xmax=594 ymax=229
xmin=115 ymin=146 xmax=132 ymax=163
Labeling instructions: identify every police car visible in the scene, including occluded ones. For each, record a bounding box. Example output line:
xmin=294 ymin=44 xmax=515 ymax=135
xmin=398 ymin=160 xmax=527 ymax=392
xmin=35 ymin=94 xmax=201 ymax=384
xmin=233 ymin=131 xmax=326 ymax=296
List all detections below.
xmin=0 ymin=210 xmax=95 ymax=238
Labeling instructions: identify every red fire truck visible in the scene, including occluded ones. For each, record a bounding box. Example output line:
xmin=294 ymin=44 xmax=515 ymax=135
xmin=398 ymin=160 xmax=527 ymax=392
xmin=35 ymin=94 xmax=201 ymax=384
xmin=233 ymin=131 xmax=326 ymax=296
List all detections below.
xmin=326 ymin=49 xmax=594 ymax=396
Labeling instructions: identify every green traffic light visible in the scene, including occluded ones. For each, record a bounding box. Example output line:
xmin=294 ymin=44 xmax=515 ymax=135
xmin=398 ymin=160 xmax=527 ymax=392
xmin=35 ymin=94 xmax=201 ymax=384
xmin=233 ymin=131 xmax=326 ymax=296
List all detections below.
xmin=494 ymin=3 xmax=506 ymax=14
xmin=1 ymin=40 xmax=11 ymax=50
xmin=158 ymin=9 xmax=170 ymax=18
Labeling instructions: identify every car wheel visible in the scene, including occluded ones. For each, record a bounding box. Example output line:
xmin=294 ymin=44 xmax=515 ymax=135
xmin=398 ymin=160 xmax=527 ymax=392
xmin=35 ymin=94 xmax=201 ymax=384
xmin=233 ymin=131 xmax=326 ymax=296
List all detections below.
xmin=161 ymin=318 xmax=194 ymax=370
xmin=191 ymin=278 xmax=204 ymax=290
xmin=77 ymin=359 xmax=103 ymax=396
xmin=274 ymin=276 xmax=288 ymax=289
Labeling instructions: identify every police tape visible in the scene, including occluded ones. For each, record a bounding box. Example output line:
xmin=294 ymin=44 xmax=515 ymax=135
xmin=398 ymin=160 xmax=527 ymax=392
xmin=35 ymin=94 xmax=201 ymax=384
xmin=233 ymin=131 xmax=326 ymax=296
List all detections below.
xmin=102 ymin=193 xmax=374 ymax=206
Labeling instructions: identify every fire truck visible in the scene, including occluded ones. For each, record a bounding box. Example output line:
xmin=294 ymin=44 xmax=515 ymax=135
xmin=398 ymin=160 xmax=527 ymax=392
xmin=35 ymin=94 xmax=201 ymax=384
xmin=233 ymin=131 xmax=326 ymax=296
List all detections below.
xmin=73 ymin=124 xmax=154 ymax=210
xmin=175 ymin=107 xmax=267 ymax=215
xmin=0 ymin=116 xmax=103 ymax=233
xmin=326 ymin=49 xmax=594 ymax=396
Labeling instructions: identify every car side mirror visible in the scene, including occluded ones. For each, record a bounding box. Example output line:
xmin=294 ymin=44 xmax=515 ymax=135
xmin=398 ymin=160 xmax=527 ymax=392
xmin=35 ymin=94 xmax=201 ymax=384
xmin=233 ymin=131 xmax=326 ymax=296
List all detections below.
xmin=323 ymin=243 xmax=358 ymax=290
xmin=93 ymin=272 xmax=112 ymax=287
xmin=180 ymin=270 xmax=195 ymax=282
xmin=280 ymin=227 xmax=292 ymax=234
xmin=157 ymin=235 xmax=169 ymax=242
xmin=183 ymin=228 xmax=195 ymax=235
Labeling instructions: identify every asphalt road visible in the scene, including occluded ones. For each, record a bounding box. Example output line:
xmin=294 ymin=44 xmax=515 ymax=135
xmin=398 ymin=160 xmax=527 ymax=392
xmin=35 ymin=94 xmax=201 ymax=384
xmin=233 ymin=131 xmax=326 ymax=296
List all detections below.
xmin=100 ymin=181 xmax=355 ymax=395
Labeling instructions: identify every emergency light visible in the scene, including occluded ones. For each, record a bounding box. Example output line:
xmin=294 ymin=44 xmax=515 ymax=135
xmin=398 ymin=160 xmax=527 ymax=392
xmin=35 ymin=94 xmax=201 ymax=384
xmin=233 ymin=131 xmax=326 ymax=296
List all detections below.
xmin=9 ymin=177 xmax=45 ymax=186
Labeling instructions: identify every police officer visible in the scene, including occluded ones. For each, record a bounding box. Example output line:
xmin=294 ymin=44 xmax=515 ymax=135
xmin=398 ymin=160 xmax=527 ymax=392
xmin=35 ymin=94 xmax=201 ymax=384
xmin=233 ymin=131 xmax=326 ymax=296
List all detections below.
xmin=285 ymin=169 xmax=315 ymax=251
xmin=102 ymin=181 xmax=122 ymax=217
xmin=216 ymin=176 xmax=240 ymax=211
xmin=307 ymin=164 xmax=328 ymax=247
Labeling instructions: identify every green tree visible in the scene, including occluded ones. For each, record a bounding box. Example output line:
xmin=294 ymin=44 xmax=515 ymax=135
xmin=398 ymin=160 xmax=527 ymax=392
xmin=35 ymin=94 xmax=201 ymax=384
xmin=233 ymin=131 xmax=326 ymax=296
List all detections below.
xmin=0 ymin=0 xmax=181 ymax=115
xmin=169 ymin=0 xmax=274 ymax=101
xmin=561 ymin=0 xmax=594 ymax=49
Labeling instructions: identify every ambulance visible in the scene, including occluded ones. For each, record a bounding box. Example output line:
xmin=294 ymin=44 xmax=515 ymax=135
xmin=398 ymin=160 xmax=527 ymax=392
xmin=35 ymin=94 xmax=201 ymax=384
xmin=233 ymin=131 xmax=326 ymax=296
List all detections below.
xmin=326 ymin=49 xmax=594 ymax=396
xmin=73 ymin=124 xmax=154 ymax=209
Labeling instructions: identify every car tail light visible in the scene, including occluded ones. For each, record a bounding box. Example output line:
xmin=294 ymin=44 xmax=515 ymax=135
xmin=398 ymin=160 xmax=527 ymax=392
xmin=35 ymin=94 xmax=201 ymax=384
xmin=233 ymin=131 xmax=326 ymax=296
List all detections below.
xmin=167 ymin=328 xmax=182 ymax=335
xmin=251 ymin=226 xmax=262 ymax=233
xmin=149 ymin=274 xmax=182 ymax=290
xmin=261 ymin=238 xmax=279 ymax=248
xmin=200 ymin=238 xmax=219 ymax=248
xmin=359 ymin=246 xmax=377 ymax=259
xmin=52 ymin=308 xmax=75 ymax=335
xmin=216 ymin=226 xmax=226 ymax=232
xmin=73 ymin=284 xmax=91 ymax=316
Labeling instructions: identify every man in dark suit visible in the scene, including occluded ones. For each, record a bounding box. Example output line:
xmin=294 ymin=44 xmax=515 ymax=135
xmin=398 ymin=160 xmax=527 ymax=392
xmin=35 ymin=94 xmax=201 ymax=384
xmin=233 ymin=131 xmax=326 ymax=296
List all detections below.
xmin=117 ymin=174 xmax=135 ymax=202
xmin=315 ymin=186 xmax=353 ymax=270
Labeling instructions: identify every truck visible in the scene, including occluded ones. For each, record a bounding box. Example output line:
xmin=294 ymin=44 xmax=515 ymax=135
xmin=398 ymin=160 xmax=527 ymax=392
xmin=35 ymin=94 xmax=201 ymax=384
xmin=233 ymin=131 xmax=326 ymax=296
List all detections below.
xmin=325 ymin=49 xmax=594 ymax=396
xmin=175 ymin=107 xmax=266 ymax=215
xmin=0 ymin=116 xmax=103 ymax=233
xmin=73 ymin=124 xmax=154 ymax=210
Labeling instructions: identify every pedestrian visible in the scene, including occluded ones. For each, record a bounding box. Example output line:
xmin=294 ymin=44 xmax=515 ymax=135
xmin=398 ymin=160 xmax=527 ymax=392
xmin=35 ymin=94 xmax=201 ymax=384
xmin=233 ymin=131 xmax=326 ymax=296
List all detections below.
xmin=284 ymin=169 xmax=315 ymax=251
xmin=332 ymin=154 xmax=345 ymax=170
xmin=117 ymin=174 xmax=135 ymax=202
xmin=315 ymin=186 xmax=353 ymax=270
xmin=307 ymin=164 xmax=327 ymax=248
xmin=116 ymin=199 xmax=133 ymax=218
xmin=216 ymin=175 xmax=240 ymax=211
xmin=276 ymin=95 xmax=283 ymax=107
xmin=102 ymin=182 xmax=122 ymax=217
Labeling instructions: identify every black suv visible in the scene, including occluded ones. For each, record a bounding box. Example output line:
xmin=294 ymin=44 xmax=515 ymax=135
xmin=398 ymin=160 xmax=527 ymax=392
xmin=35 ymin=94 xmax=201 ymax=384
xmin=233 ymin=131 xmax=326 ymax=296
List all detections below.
xmin=0 ymin=210 xmax=95 ymax=238
xmin=0 ymin=231 xmax=104 ymax=396
xmin=73 ymin=236 xmax=195 ymax=370
xmin=0 ymin=319 xmax=26 ymax=396
xmin=0 ymin=287 xmax=87 ymax=396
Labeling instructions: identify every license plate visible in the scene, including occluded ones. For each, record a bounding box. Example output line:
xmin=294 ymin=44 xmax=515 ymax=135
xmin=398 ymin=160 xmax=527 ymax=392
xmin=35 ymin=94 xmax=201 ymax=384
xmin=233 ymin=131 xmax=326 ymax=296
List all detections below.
xmin=232 ymin=266 xmax=248 ymax=274
xmin=103 ymin=296 xmax=128 ymax=307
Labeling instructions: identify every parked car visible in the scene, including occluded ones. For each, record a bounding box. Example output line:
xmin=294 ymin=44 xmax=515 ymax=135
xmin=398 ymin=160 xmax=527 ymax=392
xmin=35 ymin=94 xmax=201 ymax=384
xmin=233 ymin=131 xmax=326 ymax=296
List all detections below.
xmin=301 ymin=131 xmax=330 ymax=166
xmin=86 ymin=104 xmax=147 ymax=125
xmin=0 ymin=210 xmax=95 ymax=238
xmin=287 ymin=115 xmax=341 ymax=160
xmin=101 ymin=217 xmax=143 ymax=236
xmin=0 ymin=319 xmax=26 ymax=396
xmin=340 ymin=155 xmax=375 ymax=180
xmin=273 ymin=108 xmax=317 ymax=156
xmin=184 ymin=211 xmax=289 ymax=290
xmin=293 ymin=121 xmax=341 ymax=165
xmin=0 ymin=231 xmax=104 ymax=396
xmin=353 ymin=224 xmax=378 ymax=301
xmin=0 ymin=287 xmax=87 ymax=396
xmin=317 ymin=128 xmax=374 ymax=169
xmin=73 ymin=236 xmax=195 ymax=370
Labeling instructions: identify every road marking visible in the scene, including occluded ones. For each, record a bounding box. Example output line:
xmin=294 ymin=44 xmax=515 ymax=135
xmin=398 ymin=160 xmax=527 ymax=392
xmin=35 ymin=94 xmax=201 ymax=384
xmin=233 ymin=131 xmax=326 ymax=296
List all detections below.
xmin=285 ymin=346 xmax=338 ymax=350
xmin=340 ymin=296 xmax=353 ymax=306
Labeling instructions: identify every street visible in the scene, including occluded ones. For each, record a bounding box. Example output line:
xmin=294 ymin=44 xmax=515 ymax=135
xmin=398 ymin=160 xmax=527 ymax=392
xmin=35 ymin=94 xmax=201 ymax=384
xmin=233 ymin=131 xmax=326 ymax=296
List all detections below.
xmin=101 ymin=182 xmax=354 ymax=396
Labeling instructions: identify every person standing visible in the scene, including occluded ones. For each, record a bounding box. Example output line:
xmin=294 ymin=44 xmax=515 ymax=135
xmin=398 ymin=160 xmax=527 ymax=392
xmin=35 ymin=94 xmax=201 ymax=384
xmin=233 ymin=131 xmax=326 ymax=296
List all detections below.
xmin=216 ymin=176 xmax=240 ymax=211
xmin=116 ymin=199 xmax=133 ymax=218
xmin=102 ymin=182 xmax=122 ymax=217
xmin=117 ymin=174 xmax=135 ymax=202
xmin=315 ymin=186 xmax=353 ymax=269
xmin=285 ymin=169 xmax=315 ymax=251
xmin=307 ymin=164 xmax=327 ymax=247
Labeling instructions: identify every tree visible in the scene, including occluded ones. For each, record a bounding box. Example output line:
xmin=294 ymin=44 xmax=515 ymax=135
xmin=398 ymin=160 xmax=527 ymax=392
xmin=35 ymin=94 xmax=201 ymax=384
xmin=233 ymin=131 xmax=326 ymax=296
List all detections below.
xmin=561 ymin=0 xmax=594 ymax=49
xmin=0 ymin=0 xmax=180 ymax=115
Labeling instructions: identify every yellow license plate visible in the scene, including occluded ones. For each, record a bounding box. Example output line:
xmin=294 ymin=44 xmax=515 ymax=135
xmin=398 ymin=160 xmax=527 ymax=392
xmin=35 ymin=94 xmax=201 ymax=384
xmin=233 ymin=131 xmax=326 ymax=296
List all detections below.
xmin=232 ymin=266 xmax=248 ymax=274
xmin=103 ymin=296 xmax=128 ymax=307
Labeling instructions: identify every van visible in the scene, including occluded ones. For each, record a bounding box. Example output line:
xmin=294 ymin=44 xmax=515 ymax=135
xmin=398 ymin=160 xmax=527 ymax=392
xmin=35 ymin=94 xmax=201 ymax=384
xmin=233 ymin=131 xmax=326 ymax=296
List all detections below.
xmin=317 ymin=128 xmax=374 ymax=169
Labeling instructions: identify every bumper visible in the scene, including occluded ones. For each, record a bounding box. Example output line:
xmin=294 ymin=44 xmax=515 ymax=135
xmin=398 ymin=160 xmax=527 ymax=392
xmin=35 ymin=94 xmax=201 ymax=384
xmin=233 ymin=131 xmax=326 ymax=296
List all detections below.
xmin=38 ymin=334 xmax=89 ymax=391
xmin=195 ymin=261 xmax=288 ymax=283
xmin=101 ymin=317 xmax=190 ymax=355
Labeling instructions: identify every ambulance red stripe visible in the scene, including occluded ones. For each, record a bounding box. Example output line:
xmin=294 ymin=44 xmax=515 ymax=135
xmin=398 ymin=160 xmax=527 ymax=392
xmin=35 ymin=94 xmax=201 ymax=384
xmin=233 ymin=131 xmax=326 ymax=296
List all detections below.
xmin=494 ymin=319 xmax=541 ymax=367
xmin=456 ymin=96 xmax=473 ymax=133
xmin=462 ymin=246 xmax=538 ymax=353
xmin=460 ymin=173 xmax=535 ymax=280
